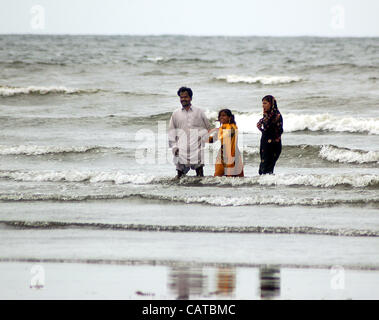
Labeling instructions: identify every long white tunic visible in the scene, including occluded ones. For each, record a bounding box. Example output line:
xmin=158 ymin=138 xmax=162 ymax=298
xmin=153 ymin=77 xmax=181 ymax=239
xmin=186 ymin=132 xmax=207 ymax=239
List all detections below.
xmin=168 ymin=106 xmax=211 ymax=165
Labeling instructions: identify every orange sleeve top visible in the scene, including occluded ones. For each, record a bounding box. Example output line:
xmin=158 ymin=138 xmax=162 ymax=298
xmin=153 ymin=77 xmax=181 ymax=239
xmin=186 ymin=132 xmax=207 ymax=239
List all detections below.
xmin=209 ymin=123 xmax=238 ymax=167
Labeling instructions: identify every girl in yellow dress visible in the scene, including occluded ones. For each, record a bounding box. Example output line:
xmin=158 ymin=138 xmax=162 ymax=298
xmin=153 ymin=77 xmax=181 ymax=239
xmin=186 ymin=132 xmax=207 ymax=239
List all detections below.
xmin=209 ymin=109 xmax=244 ymax=177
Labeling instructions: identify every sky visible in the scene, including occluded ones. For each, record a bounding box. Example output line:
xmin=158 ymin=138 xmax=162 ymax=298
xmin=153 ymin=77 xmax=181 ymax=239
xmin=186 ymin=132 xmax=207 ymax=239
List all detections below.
xmin=1 ymin=0 xmax=379 ymax=37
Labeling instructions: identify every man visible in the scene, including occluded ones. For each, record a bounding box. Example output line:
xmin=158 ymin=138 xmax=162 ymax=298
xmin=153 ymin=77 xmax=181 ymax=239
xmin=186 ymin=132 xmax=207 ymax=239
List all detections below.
xmin=168 ymin=87 xmax=211 ymax=178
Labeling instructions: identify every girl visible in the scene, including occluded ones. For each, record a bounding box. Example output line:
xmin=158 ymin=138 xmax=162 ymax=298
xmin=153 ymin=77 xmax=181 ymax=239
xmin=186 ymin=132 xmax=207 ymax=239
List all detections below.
xmin=209 ymin=109 xmax=244 ymax=177
xmin=256 ymin=95 xmax=283 ymax=175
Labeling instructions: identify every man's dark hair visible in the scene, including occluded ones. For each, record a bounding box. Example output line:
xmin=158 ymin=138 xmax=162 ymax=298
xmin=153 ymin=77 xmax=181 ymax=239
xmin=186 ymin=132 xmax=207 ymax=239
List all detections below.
xmin=177 ymin=87 xmax=193 ymax=98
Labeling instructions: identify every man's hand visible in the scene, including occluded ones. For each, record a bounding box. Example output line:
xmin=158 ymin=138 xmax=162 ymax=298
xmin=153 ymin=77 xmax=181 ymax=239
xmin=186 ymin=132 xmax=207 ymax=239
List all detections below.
xmin=172 ymin=147 xmax=179 ymax=156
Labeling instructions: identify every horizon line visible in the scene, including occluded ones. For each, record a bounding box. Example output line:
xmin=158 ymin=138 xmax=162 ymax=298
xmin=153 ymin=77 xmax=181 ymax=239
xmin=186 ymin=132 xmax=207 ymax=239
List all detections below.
xmin=1 ymin=32 xmax=379 ymax=38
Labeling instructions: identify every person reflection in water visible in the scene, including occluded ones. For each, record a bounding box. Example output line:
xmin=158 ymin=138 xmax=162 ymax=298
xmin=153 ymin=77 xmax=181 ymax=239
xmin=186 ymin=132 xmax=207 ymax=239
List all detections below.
xmin=256 ymin=95 xmax=283 ymax=175
xmin=208 ymin=109 xmax=244 ymax=177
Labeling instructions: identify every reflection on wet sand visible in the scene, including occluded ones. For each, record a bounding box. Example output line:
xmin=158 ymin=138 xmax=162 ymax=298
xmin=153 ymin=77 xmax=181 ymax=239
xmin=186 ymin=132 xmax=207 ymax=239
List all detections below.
xmin=216 ymin=268 xmax=236 ymax=297
xmin=168 ymin=266 xmax=204 ymax=300
xmin=168 ymin=265 xmax=281 ymax=300
xmin=259 ymin=266 xmax=281 ymax=299
xmin=168 ymin=266 xmax=236 ymax=299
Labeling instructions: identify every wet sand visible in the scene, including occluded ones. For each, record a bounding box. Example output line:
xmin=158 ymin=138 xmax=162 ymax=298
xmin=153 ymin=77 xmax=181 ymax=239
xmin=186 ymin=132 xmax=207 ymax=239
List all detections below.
xmin=1 ymin=261 xmax=379 ymax=300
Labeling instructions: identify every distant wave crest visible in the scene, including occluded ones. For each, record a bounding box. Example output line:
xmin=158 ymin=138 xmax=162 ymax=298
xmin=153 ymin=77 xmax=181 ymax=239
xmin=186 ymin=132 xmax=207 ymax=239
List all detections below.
xmin=0 ymin=85 xmax=100 ymax=96
xmin=215 ymin=75 xmax=302 ymax=85
xmin=0 ymin=145 xmax=102 ymax=156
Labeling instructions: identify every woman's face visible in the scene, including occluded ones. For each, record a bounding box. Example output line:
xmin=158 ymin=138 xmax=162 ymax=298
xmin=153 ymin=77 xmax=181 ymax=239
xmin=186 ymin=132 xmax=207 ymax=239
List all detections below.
xmin=262 ymin=100 xmax=271 ymax=114
xmin=219 ymin=111 xmax=231 ymax=124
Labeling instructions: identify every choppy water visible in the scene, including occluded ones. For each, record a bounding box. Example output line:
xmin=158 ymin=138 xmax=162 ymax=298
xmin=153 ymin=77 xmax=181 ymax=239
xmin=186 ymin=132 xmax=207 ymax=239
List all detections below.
xmin=0 ymin=35 xmax=378 ymax=298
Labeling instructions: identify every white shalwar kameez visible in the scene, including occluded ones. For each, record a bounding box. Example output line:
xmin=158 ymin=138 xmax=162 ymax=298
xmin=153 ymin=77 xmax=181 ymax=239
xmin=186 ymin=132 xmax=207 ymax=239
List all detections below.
xmin=168 ymin=106 xmax=211 ymax=172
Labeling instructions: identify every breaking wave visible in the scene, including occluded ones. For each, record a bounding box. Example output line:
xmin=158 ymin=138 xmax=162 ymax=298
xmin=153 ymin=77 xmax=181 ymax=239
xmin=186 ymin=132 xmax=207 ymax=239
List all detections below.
xmin=0 ymin=85 xmax=100 ymax=96
xmin=319 ymin=145 xmax=379 ymax=164
xmin=243 ymin=144 xmax=379 ymax=164
xmin=142 ymin=56 xmax=217 ymax=64
xmin=1 ymin=170 xmax=378 ymax=188
xmin=0 ymin=145 xmax=105 ymax=156
xmin=232 ymin=112 xmax=379 ymax=135
xmin=0 ymin=192 xmax=378 ymax=207
xmin=1 ymin=142 xmax=377 ymax=166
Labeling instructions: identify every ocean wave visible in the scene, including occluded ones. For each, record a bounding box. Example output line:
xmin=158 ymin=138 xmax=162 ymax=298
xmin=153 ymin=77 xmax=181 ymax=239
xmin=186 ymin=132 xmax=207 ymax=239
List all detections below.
xmin=0 ymin=170 xmax=156 ymax=184
xmin=232 ymin=112 xmax=379 ymax=135
xmin=144 ymin=56 xmax=165 ymax=63
xmin=141 ymin=56 xmax=216 ymax=64
xmin=0 ymin=60 xmax=67 ymax=67
xmin=131 ymin=111 xmax=173 ymax=122
xmin=176 ymin=174 xmax=379 ymax=188
xmin=1 ymin=141 xmax=377 ymax=166
xmin=243 ymin=144 xmax=379 ymax=164
xmin=303 ymin=63 xmax=379 ymax=73
xmin=1 ymin=220 xmax=378 ymax=237
xmin=1 ymin=170 xmax=378 ymax=188
xmin=0 ymin=145 xmax=104 ymax=156
xmin=35 ymin=109 xmax=374 ymax=136
xmin=1 ymin=192 xmax=378 ymax=207
xmin=284 ymin=113 xmax=379 ymax=135
xmin=319 ymin=145 xmax=379 ymax=164
xmin=0 ymin=85 xmax=100 ymax=96
xmin=215 ymin=75 xmax=302 ymax=85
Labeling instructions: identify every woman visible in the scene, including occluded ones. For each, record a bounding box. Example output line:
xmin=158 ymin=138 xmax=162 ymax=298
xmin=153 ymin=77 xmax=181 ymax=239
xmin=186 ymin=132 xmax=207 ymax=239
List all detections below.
xmin=256 ymin=95 xmax=283 ymax=175
xmin=209 ymin=109 xmax=244 ymax=177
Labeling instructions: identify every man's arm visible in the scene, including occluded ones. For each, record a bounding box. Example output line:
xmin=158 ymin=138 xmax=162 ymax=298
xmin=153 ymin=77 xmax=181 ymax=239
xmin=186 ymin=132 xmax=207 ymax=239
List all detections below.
xmin=168 ymin=113 xmax=178 ymax=154
xmin=201 ymin=110 xmax=211 ymax=131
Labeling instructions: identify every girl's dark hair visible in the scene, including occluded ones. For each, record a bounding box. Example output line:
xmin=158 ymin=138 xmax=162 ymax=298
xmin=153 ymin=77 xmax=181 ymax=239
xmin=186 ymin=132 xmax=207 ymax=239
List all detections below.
xmin=218 ymin=109 xmax=236 ymax=124
xmin=177 ymin=86 xmax=193 ymax=98
xmin=262 ymin=95 xmax=278 ymax=110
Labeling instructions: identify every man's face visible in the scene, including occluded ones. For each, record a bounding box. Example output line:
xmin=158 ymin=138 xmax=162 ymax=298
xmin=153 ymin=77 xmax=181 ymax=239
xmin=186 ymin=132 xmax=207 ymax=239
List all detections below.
xmin=179 ymin=91 xmax=192 ymax=108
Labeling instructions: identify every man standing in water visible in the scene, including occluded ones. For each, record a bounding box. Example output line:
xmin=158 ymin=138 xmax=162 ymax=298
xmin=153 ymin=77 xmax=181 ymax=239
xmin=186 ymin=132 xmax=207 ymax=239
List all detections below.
xmin=168 ymin=87 xmax=211 ymax=178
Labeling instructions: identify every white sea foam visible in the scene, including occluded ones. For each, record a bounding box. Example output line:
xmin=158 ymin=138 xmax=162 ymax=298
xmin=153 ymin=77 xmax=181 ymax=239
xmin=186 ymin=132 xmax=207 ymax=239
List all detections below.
xmin=145 ymin=56 xmax=165 ymax=63
xmin=0 ymin=145 xmax=99 ymax=156
xmin=1 ymin=170 xmax=378 ymax=188
xmin=164 ymin=195 xmax=376 ymax=206
xmin=1 ymin=192 xmax=377 ymax=206
xmin=0 ymin=170 xmax=156 ymax=185
xmin=216 ymin=75 xmax=302 ymax=85
xmin=284 ymin=113 xmax=379 ymax=135
xmin=242 ymin=146 xmax=260 ymax=155
xmin=319 ymin=145 xmax=379 ymax=164
xmin=0 ymin=85 xmax=98 ymax=96
xmin=243 ymin=144 xmax=379 ymax=164
xmin=190 ymin=174 xmax=379 ymax=188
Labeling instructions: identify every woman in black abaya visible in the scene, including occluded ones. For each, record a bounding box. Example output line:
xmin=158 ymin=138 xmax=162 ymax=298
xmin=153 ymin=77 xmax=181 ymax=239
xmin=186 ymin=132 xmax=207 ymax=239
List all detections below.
xmin=256 ymin=95 xmax=283 ymax=175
